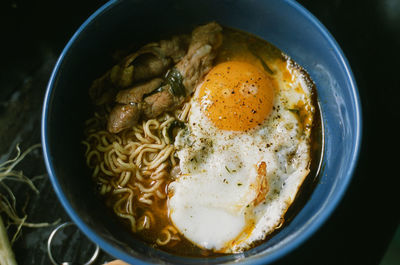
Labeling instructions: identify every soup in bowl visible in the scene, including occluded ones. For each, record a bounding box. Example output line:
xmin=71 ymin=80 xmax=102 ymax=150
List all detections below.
xmin=42 ymin=0 xmax=361 ymax=264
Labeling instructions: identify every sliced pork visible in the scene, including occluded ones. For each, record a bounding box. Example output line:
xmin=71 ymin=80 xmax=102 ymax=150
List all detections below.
xmin=105 ymin=22 xmax=223 ymax=133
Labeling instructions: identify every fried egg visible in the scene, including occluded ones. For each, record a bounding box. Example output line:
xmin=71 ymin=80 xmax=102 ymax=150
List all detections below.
xmin=168 ymin=59 xmax=315 ymax=253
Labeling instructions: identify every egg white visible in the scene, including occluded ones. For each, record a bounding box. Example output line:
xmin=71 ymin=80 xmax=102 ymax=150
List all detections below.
xmin=168 ymin=58 xmax=315 ymax=253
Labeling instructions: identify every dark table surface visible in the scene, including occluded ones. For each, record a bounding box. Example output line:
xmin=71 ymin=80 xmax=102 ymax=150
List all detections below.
xmin=0 ymin=0 xmax=399 ymax=264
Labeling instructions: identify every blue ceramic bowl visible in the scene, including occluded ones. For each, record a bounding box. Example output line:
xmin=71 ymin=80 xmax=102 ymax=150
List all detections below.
xmin=42 ymin=0 xmax=362 ymax=264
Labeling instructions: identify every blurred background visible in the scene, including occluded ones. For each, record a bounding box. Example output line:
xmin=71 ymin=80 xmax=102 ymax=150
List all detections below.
xmin=0 ymin=0 xmax=398 ymax=264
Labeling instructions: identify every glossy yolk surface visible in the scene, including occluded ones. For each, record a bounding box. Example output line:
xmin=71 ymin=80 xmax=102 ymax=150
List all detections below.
xmin=198 ymin=61 xmax=274 ymax=132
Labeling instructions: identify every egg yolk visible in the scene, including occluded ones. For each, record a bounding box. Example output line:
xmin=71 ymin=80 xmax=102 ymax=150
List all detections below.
xmin=198 ymin=61 xmax=274 ymax=132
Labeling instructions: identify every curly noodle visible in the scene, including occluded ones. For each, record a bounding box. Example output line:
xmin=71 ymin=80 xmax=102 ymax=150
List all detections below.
xmin=83 ymin=103 xmax=190 ymax=246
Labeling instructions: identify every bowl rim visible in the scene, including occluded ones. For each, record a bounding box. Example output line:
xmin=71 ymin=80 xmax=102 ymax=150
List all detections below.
xmin=41 ymin=0 xmax=362 ymax=264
